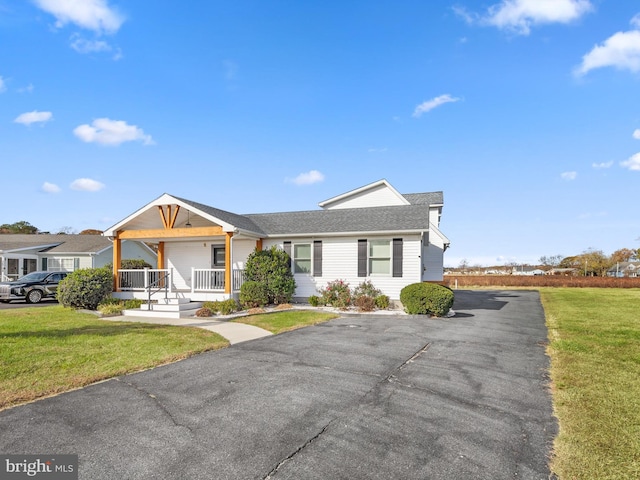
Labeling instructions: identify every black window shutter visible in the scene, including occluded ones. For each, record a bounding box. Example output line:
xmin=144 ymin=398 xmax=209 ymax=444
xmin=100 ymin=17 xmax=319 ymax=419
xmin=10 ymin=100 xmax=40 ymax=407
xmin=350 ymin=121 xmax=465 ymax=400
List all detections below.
xmin=313 ymin=240 xmax=322 ymax=277
xmin=41 ymin=257 xmax=48 ymax=271
xmin=283 ymin=241 xmax=292 ymax=269
xmin=393 ymin=238 xmax=403 ymax=277
xmin=358 ymin=239 xmax=367 ymax=277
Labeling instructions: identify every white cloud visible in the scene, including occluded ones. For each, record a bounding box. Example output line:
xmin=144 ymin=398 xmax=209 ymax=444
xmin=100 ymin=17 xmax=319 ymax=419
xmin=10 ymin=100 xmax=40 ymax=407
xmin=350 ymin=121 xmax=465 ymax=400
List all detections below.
xmin=632 ymin=13 xmax=640 ymax=29
xmin=592 ymin=161 xmax=613 ymax=169
xmin=41 ymin=182 xmax=61 ymax=194
xmin=575 ymin=28 xmax=640 ymax=76
xmin=413 ymin=94 xmax=460 ymax=117
xmin=34 ymin=0 xmax=124 ymax=34
xmin=70 ymin=178 xmax=105 ymax=192
xmin=287 ymin=170 xmax=325 ymax=186
xmin=621 ymin=153 xmax=640 ymax=171
xmin=561 ymin=171 xmax=577 ymax=180
xmin=633 ymin=129 xmax=640 ymax=139
xmin=73 ymin=118 xmax=154 ymax=146
xmin=70 ymin=34 xmax=112 ymax=54
xmin=0 ymin=76 xmax=6 ymax=93
xmin=14 ymin=110 xmax=53 ymax=126
xmin=456 ymin=0 xmax=592 ymax=35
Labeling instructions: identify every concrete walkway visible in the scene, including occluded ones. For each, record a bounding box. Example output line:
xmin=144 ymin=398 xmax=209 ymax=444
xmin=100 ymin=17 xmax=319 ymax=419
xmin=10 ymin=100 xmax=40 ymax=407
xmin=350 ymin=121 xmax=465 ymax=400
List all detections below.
xmin=104 ymin=315 xmax=273 ymax=344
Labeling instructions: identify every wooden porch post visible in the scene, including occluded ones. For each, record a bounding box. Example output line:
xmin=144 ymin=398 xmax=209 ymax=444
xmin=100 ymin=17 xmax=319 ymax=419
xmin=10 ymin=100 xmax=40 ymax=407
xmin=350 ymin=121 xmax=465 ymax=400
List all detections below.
xmin=225 ymin=232 xmax=233 ymax=294
xmin=113 ymin=233 xmax=122 ymax=292
xmin=157 ymin=242 xmax=165 ymax=269
xmin=256 ymin=238 xmax=263 ymax=251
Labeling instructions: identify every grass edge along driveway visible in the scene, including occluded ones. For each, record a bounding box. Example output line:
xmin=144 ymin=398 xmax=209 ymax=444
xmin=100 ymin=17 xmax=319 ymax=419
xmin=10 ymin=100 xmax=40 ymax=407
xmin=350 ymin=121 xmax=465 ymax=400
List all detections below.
xmin=0 ymin=306 xmax=339 ymax=411
xmin=0 ymin=306 xmax=229 ymax=411
xmin=540 ymin=287 xmax=640 ymax=480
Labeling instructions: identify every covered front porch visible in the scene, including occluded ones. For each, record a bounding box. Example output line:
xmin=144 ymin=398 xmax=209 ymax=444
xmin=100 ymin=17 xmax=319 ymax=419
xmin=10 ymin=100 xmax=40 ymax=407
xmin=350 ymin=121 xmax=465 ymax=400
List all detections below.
xmin=104 ymin=196 xmax=264 ymax=304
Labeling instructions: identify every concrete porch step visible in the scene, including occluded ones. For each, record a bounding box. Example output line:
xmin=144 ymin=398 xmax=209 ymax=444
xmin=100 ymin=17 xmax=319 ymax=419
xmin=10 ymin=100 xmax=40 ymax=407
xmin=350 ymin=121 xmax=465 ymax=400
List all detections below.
xmin=123 ymin=300 xmax=203 ymax=319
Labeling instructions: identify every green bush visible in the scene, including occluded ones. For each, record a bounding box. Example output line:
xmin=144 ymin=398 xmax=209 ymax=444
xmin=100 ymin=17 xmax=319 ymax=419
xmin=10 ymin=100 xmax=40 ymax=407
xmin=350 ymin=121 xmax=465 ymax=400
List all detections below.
xmin=244 ymin=246 xmax=296 ymax=304
xmin=308 ymin=295 xmax=321 ymax=307
xmin=375 ymin=294 xmax=390 ymax=310
xmin=239 ymin=281 xmax=269 ymax=309
xmin=57 ymin=267 xmax=113 ymax=310
xmin=202 ymin=301 xmax=221 ymax=313
xmin=320 ymin=279 xmax=351 ymax=309
xmin=400 ymin=283 xmax=454 ymax=316
xmin=219 ymin=299 xmax=238 ymax=315
xmin=123 ymin=299 xmax=144 ymax=309
xmin=104 ymin=259 xmax=153 ymax=270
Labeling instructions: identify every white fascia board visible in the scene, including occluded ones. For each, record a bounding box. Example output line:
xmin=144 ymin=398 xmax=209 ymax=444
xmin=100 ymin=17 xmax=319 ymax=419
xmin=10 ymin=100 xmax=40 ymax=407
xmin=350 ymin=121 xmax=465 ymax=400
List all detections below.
xmin=429 ymin=223 xmax=450 ymax=245
xmin=1 ymin=243 xmax=63 ymax=254
xmin=318 ymin=179 xmax=410 ymax=208
xmin=263 ymin=229 xmax=426 ymax=239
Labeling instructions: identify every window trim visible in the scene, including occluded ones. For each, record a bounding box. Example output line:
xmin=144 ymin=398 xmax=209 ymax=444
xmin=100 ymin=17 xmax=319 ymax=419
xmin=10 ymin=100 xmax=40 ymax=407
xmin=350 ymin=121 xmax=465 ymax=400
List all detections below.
xmin=293 ymin=243 xmax=312 ymax=274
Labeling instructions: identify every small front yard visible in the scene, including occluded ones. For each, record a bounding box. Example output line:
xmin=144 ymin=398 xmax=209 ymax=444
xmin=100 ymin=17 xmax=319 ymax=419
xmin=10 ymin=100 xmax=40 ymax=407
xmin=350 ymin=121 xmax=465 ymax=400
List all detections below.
xmin=233 ymin=309 xmax=339 ymax=334
xmin=0 ymin=306 xmax=228 ymax=410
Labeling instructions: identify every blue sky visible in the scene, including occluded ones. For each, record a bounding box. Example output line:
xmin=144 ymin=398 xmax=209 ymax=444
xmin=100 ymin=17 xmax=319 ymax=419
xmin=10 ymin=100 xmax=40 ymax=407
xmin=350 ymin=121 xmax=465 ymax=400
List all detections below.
xmin=2 ymin=0 xmax=639 ymax=267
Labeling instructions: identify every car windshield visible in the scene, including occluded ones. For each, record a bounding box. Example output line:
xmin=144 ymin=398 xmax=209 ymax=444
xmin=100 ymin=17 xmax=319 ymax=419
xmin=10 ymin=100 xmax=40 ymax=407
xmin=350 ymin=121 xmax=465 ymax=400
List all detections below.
xmin=16 ymin=272 xmax=49 ymax=282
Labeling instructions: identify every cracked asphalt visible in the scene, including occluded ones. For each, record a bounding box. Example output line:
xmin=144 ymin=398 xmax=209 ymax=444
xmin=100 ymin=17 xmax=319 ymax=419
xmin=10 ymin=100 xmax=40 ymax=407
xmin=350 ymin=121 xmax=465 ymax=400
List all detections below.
xmin=0 ymin=290 xmax=557 ymax=479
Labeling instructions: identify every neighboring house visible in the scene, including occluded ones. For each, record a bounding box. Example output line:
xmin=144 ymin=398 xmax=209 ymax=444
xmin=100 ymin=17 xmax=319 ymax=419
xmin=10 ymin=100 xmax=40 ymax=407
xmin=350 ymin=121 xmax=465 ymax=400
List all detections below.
xmin=606 ymin=262 xmax=640 ymax=278
xmin=103 ymin=179 xmax=449 ymax=302
xmin=0 ymin=234 xmax=157 ymax=282
xmin=511 ymin=266 xmax=545 ymax=276
xmin=546 ymin=268 xmax=578 ymax=276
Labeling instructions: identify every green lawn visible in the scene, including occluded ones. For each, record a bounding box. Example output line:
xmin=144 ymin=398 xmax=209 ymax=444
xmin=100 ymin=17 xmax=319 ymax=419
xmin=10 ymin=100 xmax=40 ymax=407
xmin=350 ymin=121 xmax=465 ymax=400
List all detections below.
xmin=540 ymin=288 xmax=640 ymax=480
xmin=232 ymin=309 xmax=339 ymax=334
xmin=0 ymin=306 xmax=228 ymax=410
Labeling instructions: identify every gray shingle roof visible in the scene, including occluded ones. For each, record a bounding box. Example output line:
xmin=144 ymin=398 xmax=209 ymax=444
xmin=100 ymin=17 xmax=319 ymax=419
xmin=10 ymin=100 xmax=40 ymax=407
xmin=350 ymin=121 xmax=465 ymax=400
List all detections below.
xmin=0 ymin=234 xmax=112 ymax=253
xmin=245 ymin=204 xmax=433 ymax=236
xmin=173 ymin=196 xmax=266 ymax=234
xmin=403 ymin=191 xmax=443 ymax=205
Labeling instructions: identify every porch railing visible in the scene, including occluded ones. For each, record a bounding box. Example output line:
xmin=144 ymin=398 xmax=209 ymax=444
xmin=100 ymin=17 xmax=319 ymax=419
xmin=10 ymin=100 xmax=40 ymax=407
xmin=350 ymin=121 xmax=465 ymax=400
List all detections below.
xmin=191 ymin=268 xmax=245 ymax=293
xmin=118 ymin=269 xmax=171 ymax=291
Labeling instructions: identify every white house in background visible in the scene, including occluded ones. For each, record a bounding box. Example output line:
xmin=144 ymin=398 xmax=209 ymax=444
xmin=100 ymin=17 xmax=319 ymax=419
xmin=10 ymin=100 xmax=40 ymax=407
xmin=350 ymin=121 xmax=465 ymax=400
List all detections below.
xmin=606 ymin=261 xmax=640 ymax=278
xmin=0 ymin=234 xmax=157 ymax=282
xmin=103 ymin=179 xmax=449 ymax=303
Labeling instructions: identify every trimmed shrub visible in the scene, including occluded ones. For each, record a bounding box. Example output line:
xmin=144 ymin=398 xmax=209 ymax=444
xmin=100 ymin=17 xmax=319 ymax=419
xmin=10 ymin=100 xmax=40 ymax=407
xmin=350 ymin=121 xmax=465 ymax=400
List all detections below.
xmin=239 ymin=281 xmax=269 ymax=309
xmin=195 ymin=307 xmax=213 ymax=317
xmin=400 ymin=283 xmax=454 ymax=316
xmin=244 ymin=246 xmax=296 ymax=304
xmin=123 ymin=299 xmax=144 ymax=310
xmin=320 ymin=279 xmax=351 ymax=309
xmin=203 ymin=301 xmax=221 ymax=314
xmin=98 ymin=303 xmax=125 ymax=316
xmin=57 ymin=267 xmax=113 ymax=310
xmin=308 ymin=295 xmax=321 ymax=307
xmin=375 ymin=295 xmax=390 ymax=310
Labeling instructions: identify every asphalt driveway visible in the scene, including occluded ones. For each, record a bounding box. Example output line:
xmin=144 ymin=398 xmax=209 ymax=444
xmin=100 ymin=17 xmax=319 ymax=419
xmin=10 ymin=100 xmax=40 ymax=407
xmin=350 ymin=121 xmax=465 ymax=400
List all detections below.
xmin=0 ymin=290 xmax=557 ymax=479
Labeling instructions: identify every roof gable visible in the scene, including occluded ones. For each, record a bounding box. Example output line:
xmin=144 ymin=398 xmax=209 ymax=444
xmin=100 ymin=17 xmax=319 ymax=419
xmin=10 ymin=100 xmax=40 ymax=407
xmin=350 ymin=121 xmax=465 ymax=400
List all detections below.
xmin=318 ymin=179 xmax=410 ymax=210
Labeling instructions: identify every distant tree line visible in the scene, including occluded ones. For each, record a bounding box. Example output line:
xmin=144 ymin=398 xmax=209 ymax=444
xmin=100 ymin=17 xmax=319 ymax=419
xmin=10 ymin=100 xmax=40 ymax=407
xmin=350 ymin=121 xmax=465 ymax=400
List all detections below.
xmin=455 ymin=247 xmax=640 ymax=277
xmin=0 ymin=221 xmax=101 ymax=235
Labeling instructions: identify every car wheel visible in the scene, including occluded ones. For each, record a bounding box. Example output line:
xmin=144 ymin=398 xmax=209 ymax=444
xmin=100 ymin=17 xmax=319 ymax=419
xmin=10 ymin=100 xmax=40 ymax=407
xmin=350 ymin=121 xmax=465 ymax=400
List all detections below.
xmin=26 ymin=289 xmax=43 ymax=304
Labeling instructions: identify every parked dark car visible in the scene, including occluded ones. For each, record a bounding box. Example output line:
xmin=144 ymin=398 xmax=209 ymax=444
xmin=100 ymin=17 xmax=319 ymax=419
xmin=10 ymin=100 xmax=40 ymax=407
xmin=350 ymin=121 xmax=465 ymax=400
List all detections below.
xmin=0 ymin=271 xmax=68 ymax=304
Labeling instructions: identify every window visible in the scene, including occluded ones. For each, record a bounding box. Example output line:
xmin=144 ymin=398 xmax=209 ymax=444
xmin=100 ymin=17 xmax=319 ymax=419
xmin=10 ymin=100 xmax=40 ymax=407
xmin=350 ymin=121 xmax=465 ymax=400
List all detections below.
xmin=212 ymin=245 xmax=225 ymax=267
xmin=369 ymin=240 xmax=391 ymax=275
xmin=358 ymin=238 xmax=403 ymax=277
xmin=293 ymin=243 xmax=311 ymax=274
xmin=48 ymin=258 xmax=79 ymax=271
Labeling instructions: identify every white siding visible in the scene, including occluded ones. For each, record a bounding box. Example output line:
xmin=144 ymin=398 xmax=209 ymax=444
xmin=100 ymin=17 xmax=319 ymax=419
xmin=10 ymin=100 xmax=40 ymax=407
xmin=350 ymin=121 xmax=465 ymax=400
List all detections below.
xmin=231 ymin=238 xmax=257 ymax=270
xmin=323 ymin=184 xmax=407 ymax=210
xmin=165 ymin=242 xmax=211 ymax=290
xmin=263 ymin=234 xmax=422 ymax=300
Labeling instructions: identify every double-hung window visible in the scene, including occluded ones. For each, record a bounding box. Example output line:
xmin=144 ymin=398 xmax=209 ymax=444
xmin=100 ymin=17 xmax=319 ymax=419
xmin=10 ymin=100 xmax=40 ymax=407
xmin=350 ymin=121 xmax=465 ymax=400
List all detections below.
xmin=369 ymin=240 xmax=391 ymax=274
xmin=358 ymin=238 xmax=403 ymax=277
xmin=293 ymin=244 xmax=312 ymax=274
